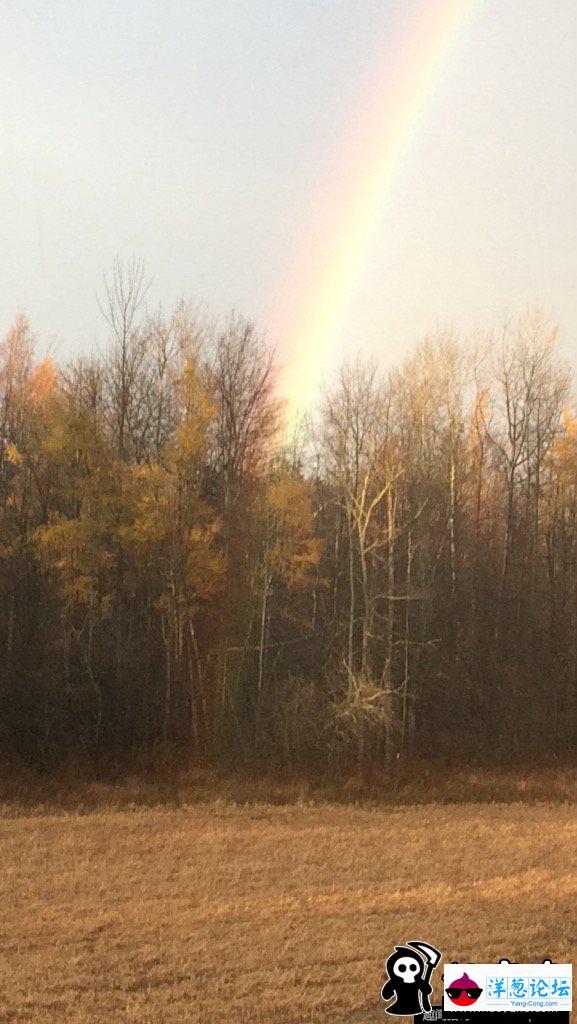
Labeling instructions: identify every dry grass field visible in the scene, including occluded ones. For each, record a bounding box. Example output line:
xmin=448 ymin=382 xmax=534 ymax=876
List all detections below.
xmin=0 ymin=800 xmax=575 ymax=1023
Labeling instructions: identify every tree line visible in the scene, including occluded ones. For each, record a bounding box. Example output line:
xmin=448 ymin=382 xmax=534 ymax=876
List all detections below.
xmin=1 ymin=262 xmax=576 ymax=770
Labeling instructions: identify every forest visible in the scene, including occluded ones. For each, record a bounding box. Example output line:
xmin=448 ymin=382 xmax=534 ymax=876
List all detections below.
xmin=1 ymin=261 xmax=576 ymax=772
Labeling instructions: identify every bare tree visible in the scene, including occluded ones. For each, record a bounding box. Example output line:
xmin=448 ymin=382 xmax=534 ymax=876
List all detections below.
xmin=98 ymin=258 xmax=152 ymax=461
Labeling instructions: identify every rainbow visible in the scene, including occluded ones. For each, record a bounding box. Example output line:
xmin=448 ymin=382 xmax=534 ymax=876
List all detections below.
xmin=272 ymin=0 xmax=480 ymax=424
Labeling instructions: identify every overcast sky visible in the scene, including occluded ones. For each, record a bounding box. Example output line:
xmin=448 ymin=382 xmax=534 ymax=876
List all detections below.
xmin=1 ymin=0 xmax=576 ymax=374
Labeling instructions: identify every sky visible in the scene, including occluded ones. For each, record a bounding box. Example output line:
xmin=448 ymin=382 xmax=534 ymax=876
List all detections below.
xmin=1 ymin=0 xmax=576 ymax=400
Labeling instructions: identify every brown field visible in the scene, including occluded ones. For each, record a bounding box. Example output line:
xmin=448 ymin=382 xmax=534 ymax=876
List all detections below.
xmin=0 ymin=800 xmax=575 ymax=1023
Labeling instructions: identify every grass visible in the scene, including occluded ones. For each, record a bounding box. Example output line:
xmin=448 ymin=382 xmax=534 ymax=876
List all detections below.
xmin=1 ymin=760 xmax=577 ymax=814
xmin=0 ymin=798 xmax=575 ymax=1022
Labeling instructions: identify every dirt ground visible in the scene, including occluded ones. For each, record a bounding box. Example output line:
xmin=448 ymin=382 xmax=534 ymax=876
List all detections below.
xmin=0 ymin=801 xmax=575 ymax=1022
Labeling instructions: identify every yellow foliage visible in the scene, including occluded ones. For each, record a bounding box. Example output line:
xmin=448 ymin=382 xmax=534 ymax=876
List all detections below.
xmin=468 ymin=386 xmax=491 ymax=448
xmin=185 ymin=521 xmax=224 ymax=600
xmin=171 ymin=358 xmax=216 ymax=464
xmin=562 ymin=407 xmax=577 ymax=440
xmin=5 ymin=442 xmax=23 ymax=467
xmin=126 ymin=396 xmax=223 ymax=606
xmin=28 ymin=357 xmax=57 ymax=406
xmin=267 ymin=477 xmax=322 ymax=590
xmin=547 ymin=407 xmax=577 ymax=494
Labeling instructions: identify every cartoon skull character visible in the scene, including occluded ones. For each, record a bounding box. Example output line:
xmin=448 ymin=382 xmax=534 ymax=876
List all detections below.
xmin=381 ymin=946 xmax=431 ymax=1016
